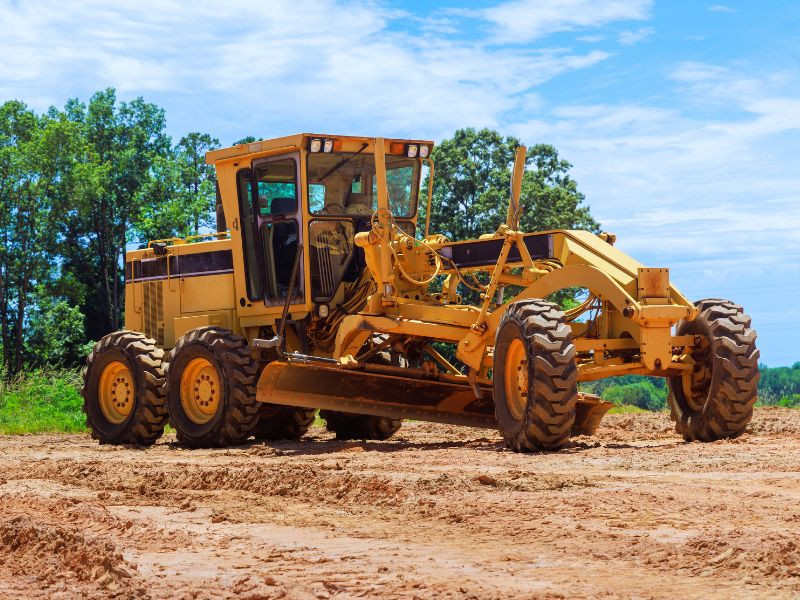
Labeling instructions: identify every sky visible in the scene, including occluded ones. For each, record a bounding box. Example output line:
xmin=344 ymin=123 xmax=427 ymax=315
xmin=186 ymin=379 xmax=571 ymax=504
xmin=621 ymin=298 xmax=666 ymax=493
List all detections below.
xmin=1 ymin=0 xmax=798 ymax=365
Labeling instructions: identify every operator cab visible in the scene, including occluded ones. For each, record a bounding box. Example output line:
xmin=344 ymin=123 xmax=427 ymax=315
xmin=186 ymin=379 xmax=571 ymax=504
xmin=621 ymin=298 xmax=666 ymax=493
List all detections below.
xmin=212 ymin=135 xmax=432 ymax=312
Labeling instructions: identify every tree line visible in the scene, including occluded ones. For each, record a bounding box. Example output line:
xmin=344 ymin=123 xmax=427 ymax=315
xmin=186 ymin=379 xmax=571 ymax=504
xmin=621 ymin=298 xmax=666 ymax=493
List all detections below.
xmin=580 ymin=364 xmax=800 ymax=410
xmin=1 ymin=89 xmax=220 ymax=376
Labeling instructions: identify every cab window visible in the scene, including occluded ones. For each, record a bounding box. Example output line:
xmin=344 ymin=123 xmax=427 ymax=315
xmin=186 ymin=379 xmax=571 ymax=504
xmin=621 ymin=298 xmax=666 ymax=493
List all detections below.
xmin=306 ymin=152 xmax=419 ymax=218
xmin=254 ymin=159 xmax=297 ymax=216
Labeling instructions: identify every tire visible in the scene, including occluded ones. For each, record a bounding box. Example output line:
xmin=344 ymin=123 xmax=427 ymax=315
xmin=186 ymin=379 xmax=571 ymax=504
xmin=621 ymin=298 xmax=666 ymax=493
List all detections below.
xmin=164 ymin=327 xmax=260 ymax=448
xmin=319 ymin=410 xmax=401 ymax=441
xmin=82 ymin=330 xmax=168 ymax=446
xmin=252 ymin=403 xmax=316 ymax=440
xmin=493 ymin=300 xmax=577 ymax=452
xmin=319 ymin=350 xmax=402 ymax=441
xmin=667 ymin=299 xmax=760 ymax=442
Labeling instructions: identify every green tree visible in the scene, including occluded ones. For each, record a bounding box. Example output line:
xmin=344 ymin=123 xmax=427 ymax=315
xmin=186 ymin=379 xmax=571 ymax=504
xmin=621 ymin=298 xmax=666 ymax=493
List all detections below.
xmin=0 ymin=102 xmax=88 ymax=375
xmin=174 ymin=132 xmax=220 ymax=233
xmin=425 ymin=128 xmax=599 ymax=308
xmin=61 ymin=89 xmax=172 ymax=338
xmin=24 ymin=288 xmax=94 ymax=368
xmin=1 ymin=90 xmax=224 ymax=373
xmin=427 ymin=128 xmax=598 ymax=240
xmin=602 ymin=380 xmax=667 ymax=411
xmin=233 ymin=136 xmax=258 ymax=145
xmin=757 ymin=362 xmax=800 ymax=407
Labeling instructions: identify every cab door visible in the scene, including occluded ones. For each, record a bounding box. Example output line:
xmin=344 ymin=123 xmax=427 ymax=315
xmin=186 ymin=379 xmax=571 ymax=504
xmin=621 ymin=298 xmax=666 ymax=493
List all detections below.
xmin=236 ymin=153 xmax=305 ymax=307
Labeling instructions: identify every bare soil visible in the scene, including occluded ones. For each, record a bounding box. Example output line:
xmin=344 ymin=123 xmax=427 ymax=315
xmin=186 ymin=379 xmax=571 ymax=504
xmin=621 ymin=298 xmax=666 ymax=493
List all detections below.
xmin=0 ymin=407 xmax=798 ymax=599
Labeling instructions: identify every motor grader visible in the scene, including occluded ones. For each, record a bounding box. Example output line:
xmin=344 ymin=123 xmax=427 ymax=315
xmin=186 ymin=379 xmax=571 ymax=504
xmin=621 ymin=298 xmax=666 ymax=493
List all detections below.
xmin=81 ymin=133 xmax=760 ymax=451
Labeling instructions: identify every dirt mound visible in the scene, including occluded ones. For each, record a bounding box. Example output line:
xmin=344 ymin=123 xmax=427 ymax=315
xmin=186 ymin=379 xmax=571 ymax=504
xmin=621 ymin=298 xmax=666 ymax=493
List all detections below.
xmin=0 ymin=496 xmax=143 ymax=598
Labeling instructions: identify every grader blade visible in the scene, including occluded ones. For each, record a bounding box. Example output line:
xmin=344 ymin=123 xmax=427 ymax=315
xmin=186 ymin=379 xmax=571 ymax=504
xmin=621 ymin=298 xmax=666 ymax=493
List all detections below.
xmin=257 ymin=361 xmax=613 ymax=435
xmin=257 ymin=361 xmax=498 ymax=429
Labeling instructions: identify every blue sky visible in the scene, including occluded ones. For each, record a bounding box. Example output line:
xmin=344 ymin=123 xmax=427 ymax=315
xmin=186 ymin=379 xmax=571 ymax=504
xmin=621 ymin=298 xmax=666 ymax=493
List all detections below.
xmin=1 ymin=0 xmax=798 ymax=364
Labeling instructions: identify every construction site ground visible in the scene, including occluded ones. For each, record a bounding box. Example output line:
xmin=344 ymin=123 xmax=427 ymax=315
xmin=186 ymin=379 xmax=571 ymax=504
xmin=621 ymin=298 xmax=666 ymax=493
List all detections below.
xmin=0 ymin=406 xmax=798 ymax=599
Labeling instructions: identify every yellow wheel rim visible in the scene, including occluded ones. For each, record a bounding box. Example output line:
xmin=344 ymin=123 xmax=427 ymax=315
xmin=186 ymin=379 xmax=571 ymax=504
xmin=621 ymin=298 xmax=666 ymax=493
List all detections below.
xmin=180 ymin=358 xmax=221 ymax=425
xmin=504 ymin=337 xmax=529 ymax=421
xmin=98 ymin=361 xmax=135 ymax=424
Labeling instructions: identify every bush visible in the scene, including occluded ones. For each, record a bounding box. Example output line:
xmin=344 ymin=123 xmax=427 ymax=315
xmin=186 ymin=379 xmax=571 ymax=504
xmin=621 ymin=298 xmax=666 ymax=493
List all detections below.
xmin=777 ymin=394 xmax=800 ymax=408
xmin=757 ymin=363 xmax=800 ymax=407
xmin=600 ymin=379 xmax=667 ymax=412
xmin=0 ymin=369 xmax=85 ymax=434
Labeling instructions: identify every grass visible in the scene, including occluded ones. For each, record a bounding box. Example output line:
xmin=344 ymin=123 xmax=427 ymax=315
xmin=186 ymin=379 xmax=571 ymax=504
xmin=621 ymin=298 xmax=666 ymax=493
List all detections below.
xmin=0 ymin=369 xmax=86 ymax=434
xmin=606 ymin=404 xmax=650 ymax=414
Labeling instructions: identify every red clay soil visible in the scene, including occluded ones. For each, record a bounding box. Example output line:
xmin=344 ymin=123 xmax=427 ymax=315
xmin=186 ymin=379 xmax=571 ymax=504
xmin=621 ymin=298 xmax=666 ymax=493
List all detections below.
xmin=0 ymin=406 xmax=798 ymax=599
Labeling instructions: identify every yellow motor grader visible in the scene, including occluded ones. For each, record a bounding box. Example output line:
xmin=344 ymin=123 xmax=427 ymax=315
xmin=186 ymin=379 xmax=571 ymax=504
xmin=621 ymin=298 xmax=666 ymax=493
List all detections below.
xmin=81 ymin=134 xmax=760 ymax=451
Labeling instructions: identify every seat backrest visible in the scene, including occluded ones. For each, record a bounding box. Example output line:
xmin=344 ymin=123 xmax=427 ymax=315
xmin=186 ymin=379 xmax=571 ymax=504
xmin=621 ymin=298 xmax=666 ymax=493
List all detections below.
xmin=270 ymin=197 xmax=296 ymax=215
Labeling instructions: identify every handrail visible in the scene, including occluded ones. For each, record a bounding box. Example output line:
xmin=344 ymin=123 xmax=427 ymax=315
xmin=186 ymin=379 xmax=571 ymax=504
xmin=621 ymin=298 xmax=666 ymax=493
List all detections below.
xmin=146 ymin=231 xmax=231 ymax=249
xmin=147 ymin=237 xmax=185 ymax=248
xmin=185 ymin=231 xmax=231 ymax=243
xmin=423 ymin=158 xmax=434 ymax=238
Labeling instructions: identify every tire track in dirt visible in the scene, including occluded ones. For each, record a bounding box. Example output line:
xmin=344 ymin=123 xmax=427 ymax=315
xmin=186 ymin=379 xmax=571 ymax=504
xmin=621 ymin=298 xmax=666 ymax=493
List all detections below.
xmin=0 ymin=407 xmax=797 ymax=598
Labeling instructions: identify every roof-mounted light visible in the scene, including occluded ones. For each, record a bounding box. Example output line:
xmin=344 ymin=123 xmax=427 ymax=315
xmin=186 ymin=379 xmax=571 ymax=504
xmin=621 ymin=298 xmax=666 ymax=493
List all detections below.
xmin=406 ymin=144 xmax=418 ymax=158
xmin=323 ymin=139 xmax=334 ymax=153
xmin=419 ymin=144 xmax=430 ymax=159
xmin=308 ymin=138 xmax=322 ymax=153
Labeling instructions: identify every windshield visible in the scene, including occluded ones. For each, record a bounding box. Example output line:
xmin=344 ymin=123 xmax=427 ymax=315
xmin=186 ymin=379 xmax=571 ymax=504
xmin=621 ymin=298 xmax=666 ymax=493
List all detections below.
xmin=307 ymin=152 xmax=420 ymax=218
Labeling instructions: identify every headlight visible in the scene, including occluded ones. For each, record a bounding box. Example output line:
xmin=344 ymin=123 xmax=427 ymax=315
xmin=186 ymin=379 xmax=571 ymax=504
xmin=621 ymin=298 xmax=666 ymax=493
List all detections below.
xmin=406 ymin=144 xmax=418 ymax=158
xmin=309 ymin=138 xmax=322 ymax=153
xmin=323 ymin=139 xmax=334 ymax=153
xmin=419 ymin=145 xmax=430 ymax=158
xmin=318 ymin=304 xmax=329 ymax=318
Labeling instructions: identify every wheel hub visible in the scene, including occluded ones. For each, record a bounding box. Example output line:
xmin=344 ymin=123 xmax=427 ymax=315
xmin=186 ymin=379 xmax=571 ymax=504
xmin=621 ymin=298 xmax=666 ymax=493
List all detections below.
xmin=504 ymin=337 xmax=529 ymax=421
xmin=98 ymin=361 xmax=134 ymax=424
xmin=180 ymin=358 xmax=221 ymax=424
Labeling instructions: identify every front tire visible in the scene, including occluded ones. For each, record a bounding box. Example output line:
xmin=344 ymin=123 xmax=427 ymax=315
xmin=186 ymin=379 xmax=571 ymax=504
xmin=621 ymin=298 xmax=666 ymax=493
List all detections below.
xmin=667 ymin=299 xmax=760 ymax=442
xmin=82 ymin=331 xmax=168 ymax=446
xmin=164 ymin=327 xmax=260 ymax=448
xmin=493 ymin=300 xmax=577 ymax=452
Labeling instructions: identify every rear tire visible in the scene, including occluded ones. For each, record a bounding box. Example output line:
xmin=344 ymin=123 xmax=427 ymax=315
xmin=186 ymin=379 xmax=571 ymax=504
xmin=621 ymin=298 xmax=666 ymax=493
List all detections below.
xmin=320 ymin=410 xmax=401 ymax=441
xmin=252 ymin=403 xmax=316 ymax=440
xmin=82 ymin=331 xmax=168 ymax=446
xmin=493 ymin=300 xmax=577 ymax=452
xmin=164 ymin=327 xmax=260 ymax=448
xmin=667 ymin=299 xmax=759 ymax=442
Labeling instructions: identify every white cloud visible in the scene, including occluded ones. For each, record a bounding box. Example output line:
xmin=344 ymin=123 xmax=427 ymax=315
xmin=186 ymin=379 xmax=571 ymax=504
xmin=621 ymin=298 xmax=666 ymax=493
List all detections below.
xmin=508 ymin=62 xmax=800 ymax=348
xmin=0 ymin=0 xmax=615 ymax=141
xmin=618 ymin=27 xmax=654 ymax=46
xmin=481 ymin=0 xmax=651 ymax=43
xmin=708 ymin=4 xmax=736 ymax=13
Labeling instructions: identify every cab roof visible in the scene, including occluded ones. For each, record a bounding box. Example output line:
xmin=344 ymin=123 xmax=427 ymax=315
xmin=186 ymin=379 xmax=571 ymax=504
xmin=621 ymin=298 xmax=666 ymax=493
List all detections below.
xmin=205 ymin=133 xmax=435 ymax=165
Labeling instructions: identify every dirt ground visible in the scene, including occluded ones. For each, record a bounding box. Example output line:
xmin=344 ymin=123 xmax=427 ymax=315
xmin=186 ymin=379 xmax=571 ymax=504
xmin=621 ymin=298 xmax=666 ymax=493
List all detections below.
xmin=0 ymin=407 xmax=798 ymax=600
